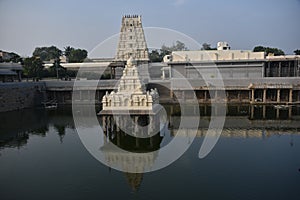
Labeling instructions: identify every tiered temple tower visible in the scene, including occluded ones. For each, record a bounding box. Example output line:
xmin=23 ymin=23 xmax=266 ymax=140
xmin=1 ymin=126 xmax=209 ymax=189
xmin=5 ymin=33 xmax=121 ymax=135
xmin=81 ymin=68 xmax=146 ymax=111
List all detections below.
xmin=115 ymin=15 xmax=149 ymax=63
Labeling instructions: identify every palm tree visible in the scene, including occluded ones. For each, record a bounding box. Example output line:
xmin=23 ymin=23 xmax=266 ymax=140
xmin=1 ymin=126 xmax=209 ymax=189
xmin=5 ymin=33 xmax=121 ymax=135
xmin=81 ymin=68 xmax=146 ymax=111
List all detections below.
xmin=50 ymin=58 xmax=66 ymax=79
xmin=64 ymin=46 xmax=73 ymax=62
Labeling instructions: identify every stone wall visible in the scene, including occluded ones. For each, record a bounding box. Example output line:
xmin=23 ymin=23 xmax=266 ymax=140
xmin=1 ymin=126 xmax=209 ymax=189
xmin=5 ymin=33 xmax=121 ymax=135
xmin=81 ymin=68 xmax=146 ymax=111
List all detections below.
xmin=0 ymin=82 xmax=46 ymax=112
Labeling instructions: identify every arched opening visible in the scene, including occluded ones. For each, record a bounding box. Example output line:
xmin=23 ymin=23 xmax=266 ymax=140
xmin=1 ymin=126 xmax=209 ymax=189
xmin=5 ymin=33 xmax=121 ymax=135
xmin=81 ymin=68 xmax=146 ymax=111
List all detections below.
xmin=124 ymin=98 xmax=129 ymax=106
xmin=141 ymin=98 xmax=146 ymax=106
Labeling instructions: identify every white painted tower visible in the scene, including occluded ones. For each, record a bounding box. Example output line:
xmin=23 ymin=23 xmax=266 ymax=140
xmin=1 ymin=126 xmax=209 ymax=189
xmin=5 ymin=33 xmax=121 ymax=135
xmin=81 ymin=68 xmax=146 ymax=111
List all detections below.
xmin=115 ymin=15 xmax=149 ymax=63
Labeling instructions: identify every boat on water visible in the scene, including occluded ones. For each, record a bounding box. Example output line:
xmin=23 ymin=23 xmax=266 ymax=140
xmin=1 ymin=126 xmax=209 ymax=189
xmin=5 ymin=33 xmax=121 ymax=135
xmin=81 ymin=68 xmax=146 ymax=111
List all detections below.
xmin=42 ymin=100 xmax=58 ymax=109
xmin=273 ymin=105 xmax=290 ymax=109
xmin=44 ymin=104 xmax=57 ymax=109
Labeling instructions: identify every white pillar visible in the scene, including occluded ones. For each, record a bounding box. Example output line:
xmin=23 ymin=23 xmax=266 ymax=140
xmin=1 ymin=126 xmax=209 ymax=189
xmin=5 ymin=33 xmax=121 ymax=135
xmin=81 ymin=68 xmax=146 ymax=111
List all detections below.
xmin=277 ymin=89 xmax=281 ymax=103
xmin=289 ymin=89 xmax=293 ymax=103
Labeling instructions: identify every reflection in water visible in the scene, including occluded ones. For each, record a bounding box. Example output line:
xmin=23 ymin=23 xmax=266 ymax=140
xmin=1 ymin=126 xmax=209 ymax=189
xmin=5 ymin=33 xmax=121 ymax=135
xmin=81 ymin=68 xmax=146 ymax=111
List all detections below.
xmin=0 ymin=131 xmax=29 ymax=150
xmin=1 ymin=105 xmax=300 ymax=150
xmin=167 ymin=104 xmax=300 ymax=139
xmin=100 ymin=114 xmax=164 ymax=190
xmin=0 ymin=105 xmax=300 ymax=199
xmin=0 ymin=108 xmax=74 ymax=150
xmin=124 ymin=172 xmax=144 ymax=191
xmin=54 ymin=124 xmax=66 ymax=143
xmin=0 ymin=109 xmax=47 ymax=149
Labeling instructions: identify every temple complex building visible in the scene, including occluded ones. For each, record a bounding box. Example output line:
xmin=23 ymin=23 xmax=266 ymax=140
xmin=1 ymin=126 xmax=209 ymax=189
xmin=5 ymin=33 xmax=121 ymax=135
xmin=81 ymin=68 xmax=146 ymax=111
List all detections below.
xmin=42 ymin=15 xmax=300 ymax=106
xmin=158 ymin=46 xmax=300 ymax=104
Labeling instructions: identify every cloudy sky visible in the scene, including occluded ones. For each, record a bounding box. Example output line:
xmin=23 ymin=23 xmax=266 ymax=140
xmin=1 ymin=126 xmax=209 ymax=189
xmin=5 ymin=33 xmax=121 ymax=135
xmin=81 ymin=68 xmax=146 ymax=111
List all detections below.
xmin=1 ymin=0 xmax=299 ymax=57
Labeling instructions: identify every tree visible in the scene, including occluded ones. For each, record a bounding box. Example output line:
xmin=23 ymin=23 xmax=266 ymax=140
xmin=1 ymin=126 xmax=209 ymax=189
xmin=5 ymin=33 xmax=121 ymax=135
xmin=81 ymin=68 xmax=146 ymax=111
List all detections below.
xmin=149 ymin=50 xmax=163 ymax=62
xmin=69 ymin=49 xmax=88 ymax=63
xmin=161 ymin=40 xmax=188 ymax=52
xmin=64 ymin=46 xmax=88 ymax=63
xmin=253 ymin=46 xmax=285 ymax=56
xmin=64 ymin=46 xmax=73 ymax=58
xmin=201 ymin=43 xmax=217 ymax=50
xmin=23 ymin=57 xmax=44 ymax=80
xmin=49 ymin=58 xmax=66 ymax=79
xmin=149 ymin=41 xmax=188 ymax=62
xmin=173 ymin=40 xmax=187 ymax=51
xmin=294 ymin=49 xmax=300 ymax=55
xmin=9 ymin=52 xmax=22 ymax=63
xmin=32 ymin=46 xmax=62 ymax=61
xmin=0 ymin=51 xmax=22 ymax=63
xmin=253 ymin=46 xmax=265 ymax=52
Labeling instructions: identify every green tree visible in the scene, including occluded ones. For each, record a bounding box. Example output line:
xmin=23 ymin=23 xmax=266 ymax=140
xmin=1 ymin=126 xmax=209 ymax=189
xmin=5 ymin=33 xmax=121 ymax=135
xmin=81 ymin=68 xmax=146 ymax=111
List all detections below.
xmin=64 ymin=46 xmax=73 ymax=58
xmin=49 ymin=58 xmax=66 ymax=79
xmin=9 ymin=52 xmax=22 ymax=63
xmin=32 ymin=46 xmax=62 ymax=61
xmin=161 ymin=40 xmax=188 ymax=53
xmin=23 ymin=57 xmax=44 ymax=80
xmin=253 ymin=46 xmax=285 ymax=56
xmin=0 ymin=51 xmax=22 ymax=63
xmin=201 ymin=43 xmax=217 ymax=50
xmin=149 ymin=41 xmax=188 ymax=62
xmin=64 ymin=46 xmax=88 ymax=63
xmin=149 ymin=49 xmax=163 ymax=62
xmin=294 ymin=49 xmax=300 ymax=55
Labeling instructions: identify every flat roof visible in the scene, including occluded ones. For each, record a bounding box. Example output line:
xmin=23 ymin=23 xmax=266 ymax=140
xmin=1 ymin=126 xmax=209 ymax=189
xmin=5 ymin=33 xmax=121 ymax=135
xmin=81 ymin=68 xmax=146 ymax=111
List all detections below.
xmin=266 ymin=55 xmax=300 ymax=61
xmin=171 ymin=50 xmax=265 ymax=62
xmin=44 ymin=62 xmax=111 ymax=69
xmin=0 ymin=69 xmax=17 ymax=75
xmin=0 ymin=62 xmax=23 ymax=70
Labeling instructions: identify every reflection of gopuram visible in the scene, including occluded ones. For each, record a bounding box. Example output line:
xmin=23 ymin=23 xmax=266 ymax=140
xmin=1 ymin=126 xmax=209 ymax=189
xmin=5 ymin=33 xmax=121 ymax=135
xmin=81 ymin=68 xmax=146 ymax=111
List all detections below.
xmin=99 ymin=87 xmax=163 ymax=189
xmin=100 ymin=115 xmax=163 ymax=191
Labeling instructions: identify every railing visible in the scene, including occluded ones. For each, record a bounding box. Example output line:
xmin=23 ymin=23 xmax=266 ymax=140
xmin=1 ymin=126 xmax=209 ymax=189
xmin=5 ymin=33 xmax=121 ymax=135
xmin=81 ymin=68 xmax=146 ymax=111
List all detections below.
xmin=44 ymin=80 xmax=119 ymax=90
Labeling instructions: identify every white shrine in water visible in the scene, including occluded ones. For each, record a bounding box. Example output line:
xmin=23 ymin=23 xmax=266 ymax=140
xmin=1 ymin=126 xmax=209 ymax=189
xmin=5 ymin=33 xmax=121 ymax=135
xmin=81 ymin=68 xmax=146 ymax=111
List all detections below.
xmin=101 ymin=57 xmax=159 ymax=115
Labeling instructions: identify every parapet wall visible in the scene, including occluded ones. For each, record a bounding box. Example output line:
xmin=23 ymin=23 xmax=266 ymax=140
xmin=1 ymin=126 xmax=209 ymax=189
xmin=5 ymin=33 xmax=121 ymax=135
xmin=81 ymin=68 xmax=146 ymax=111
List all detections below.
xmin=0 ymin=82 xmax=45 ymax=112
xmin=1 ymin=77 xmax=299 ymax=113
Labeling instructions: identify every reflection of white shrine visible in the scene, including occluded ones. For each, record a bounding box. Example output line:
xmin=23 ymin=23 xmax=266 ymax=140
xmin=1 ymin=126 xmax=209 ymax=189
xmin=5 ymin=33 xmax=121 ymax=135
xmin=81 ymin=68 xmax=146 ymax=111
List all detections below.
xmin=101 ymin=145 xmax=159 ymax=175
xmin=101 ymin=57 xmax=159 ymax=114
xmin=101 ymin=142 xmax=158 ymax=190
xmin=99 ymin=114 xmax=163 ymax=183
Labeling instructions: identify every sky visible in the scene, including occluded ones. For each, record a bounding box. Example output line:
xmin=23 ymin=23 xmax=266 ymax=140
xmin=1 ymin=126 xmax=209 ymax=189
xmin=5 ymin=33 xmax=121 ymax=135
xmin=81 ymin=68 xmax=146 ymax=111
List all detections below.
xmin=0 ymin=0 xmax=300 ymax=57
